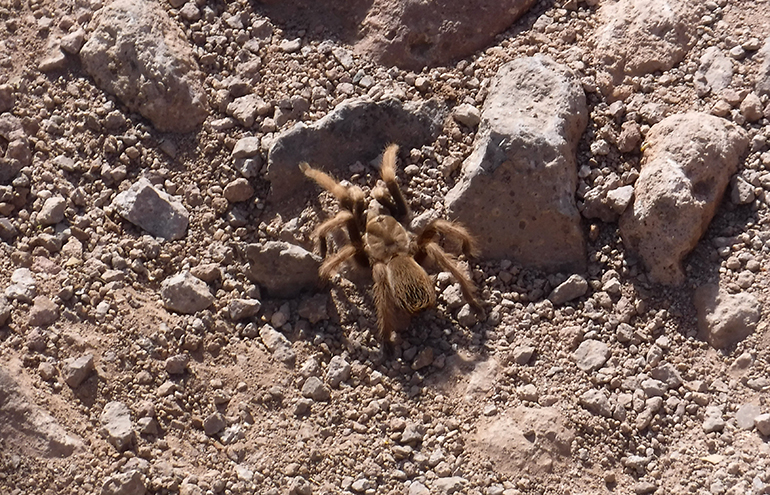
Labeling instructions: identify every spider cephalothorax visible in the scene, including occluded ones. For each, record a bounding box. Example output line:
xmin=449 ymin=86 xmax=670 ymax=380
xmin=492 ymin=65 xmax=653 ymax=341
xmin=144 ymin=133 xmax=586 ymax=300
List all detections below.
xmin=300 ymin=144 xmax=482 ymax=343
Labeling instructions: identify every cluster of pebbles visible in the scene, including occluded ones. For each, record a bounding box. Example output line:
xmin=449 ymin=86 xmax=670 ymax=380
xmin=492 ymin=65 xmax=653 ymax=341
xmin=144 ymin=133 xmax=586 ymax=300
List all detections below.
xmin=1 ymin=0 xmax=770 ymax=495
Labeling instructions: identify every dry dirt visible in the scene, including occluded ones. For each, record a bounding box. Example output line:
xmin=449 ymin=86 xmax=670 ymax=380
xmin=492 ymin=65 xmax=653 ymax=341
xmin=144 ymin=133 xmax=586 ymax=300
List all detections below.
xmin=1 ymin=1 xmax=770 ymax=495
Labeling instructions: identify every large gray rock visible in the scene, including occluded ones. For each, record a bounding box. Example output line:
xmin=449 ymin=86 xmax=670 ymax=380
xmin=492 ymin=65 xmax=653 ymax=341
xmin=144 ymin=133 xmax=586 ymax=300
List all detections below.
xmin=80 ymin=0 xmax=207 ymax=133
xmin=0 ymin=366 xmax=84 ymax=457
xmin=112 ymin=179 xmax=189 ymax=241
xmin=266 ymin=97 xmax=445 ymax=208
xmin=595 ymin=0 xmax=700 ymax=84
xmin=259 ymin=0 xmax=536 ymax=70
xmin=619 ymin=113 xmax=748 ymax=286
xmin=244 ymin=241 xmax=321 ymax=298
xmin=355 ymin=0 xmax=537 ymax=70
xmin=446 ymin=56 xmax=587 ymax=271
xmin=694 ymin=284 xmax=760 ymax=349
xmin=160 ymin=271 xmax=215 ymax=314
xmin=471 ymin=406 xmax=574 ymax=476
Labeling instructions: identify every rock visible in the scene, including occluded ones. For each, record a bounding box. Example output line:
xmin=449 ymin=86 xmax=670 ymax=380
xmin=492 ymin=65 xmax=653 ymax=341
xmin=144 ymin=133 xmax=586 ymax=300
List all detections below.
xmin=619 ymin=113 xmax=748 ymax=285
xmin=38 ymin=48 xmax=68 ymax=72
xmin=228 ymin=298 xmax=262 ymax=320
xmin=79 ymin=0 xmax=207 ymax=132
xmin=756 ymin=413 xmax=770 ymax=436
xmin=297 ymin=293 xmax=329 ymax=323
xmin=203 ymin=412 xmax=226 ymax=436
xmin=695 ymin=47 xmax=733 ymax=96
xmin=579 ymin=389 xmax=612 ymax=417
xmin=0 ymin=218 xmax=18 ymax=241
xmin=595 ymin=0 xmax=698 ymax=84
xmin=226 ymin=94 xmax=262 ymax=128
xmin=100 ymin=401 xmax=135 ymax=451
xmin=736 ymin=403 xmax=761 ymax=430
xmin=617 ymin=121 xmax=642 ymax=153
xmin=164 ymin=354 xmax=189 ymax=375
xmin=572 ymin=340 xmax=609 ymax=372
xmin=433 ymin=476 xmax=466 ymax=495
xmin=6 ymin=268 xmax=37 ymax=303
xmin=411 ymin=347 xmax=434 ymax=370
xmin=650 ymin=363 xmax=682 ymax=388
xmin=512 ymin=345 xmax=535 ymax=365
xmin=223 ymin=178 xmax=254 ymax=203
xmin=452 ymin=104 xmax=481 ymax=127
xmin=113 ymin=179 xmax=190 ymax=241
xmin=694 ymin=284 xmax=760 ymax=349
xmin=189 ymin=263 xmax=221 ymax=283
xmin=263 ymin=0 xmax=536 ymax=70
xmin=244 ymin=241 xmax=321 ymax=298
xmin=0 ymin=297 xmax=10 ymax=326
xmin=606 ymin=185 xmax=635 ymax=215
xmin=446 ymin=56 xmax=587 ymax=271
xmin=160 ymin=271 xmax=215 ymax=314
xmin=37 ymin=196 xmax=66 ymax=225
xmin=101 ymin=470 xmax=147 ymax=495
xmin=354 ymin=0 xmax=536 ymax=70
xmin=401 ymin=423 xmax=424 ymax=444
xmin=62 ymin=353 xmax=95 ymax=388
xmin=0 ymin=114 xmax=31 ymax=183
xmin=408 ymin=482 xmax=430 ymax=495
xmin=703 ymin=405 xmax=725 ymax=433
xmin=232 ymin=136 xmax=261 ymax=159
xmin=266 ymin=97 xmax=445 ymax=208
xmin=0 ymin=83 xmax=13 ymax=113
xmin=60 ymin=28 xmax=86 ymax=55
xmin=756 ymin=38 xmax=770 ymax=97
xmin=471 ymin=406 xmax=574 ymax=476
xmin=548 ymin=275 xmax=588 ymax=305
xmin=259 ymin=324 xmax=296 ymax=365
xmin=301 ymin=376 xmax=331 ymax=401
xmin=731 ymin=176 xmax=755 ymax=205
xmin=740 ymin=92 xmax=764 ymax=122
xmin=27 ymin=295 xmax=58 ymax=327
xmin=326 ymin=355 xmax=351 ymax=388
xmin=0 ymin=366 xmax=84 ymax=457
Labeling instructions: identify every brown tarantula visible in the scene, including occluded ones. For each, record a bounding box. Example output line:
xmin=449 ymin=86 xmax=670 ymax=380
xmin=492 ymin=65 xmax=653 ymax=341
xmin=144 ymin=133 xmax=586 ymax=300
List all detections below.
xmin=299 ymin=144 xmax=483 ymax=344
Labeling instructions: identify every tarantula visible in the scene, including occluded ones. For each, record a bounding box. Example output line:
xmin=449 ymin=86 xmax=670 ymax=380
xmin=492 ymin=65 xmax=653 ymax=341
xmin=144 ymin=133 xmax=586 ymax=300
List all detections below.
xmin=299 ymin=144 xmax=483 ymax=344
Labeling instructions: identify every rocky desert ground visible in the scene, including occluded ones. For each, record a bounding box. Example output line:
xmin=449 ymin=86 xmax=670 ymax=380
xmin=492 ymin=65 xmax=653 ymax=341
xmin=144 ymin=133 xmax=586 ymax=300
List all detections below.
xmin=1 ymin=0 xmax=770 ymax=494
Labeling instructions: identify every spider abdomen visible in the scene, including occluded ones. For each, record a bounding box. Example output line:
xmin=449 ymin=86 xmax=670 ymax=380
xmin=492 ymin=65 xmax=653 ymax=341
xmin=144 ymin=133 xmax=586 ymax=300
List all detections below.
xmin=387 ymin=255 xmax=436 ymax=314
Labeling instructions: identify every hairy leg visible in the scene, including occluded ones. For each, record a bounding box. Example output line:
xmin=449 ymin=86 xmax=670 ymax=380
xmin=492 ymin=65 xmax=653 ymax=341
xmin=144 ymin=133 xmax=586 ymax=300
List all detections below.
xmin=372 ymin=262 xmax=400 ymax=343
xmin=379 ymin=144 xmax=409 ymax=221
xmin=423 ymin=242 xmax=483 ymax=313
xmin=416 ymin=219 xmax=479 ymax=258
xmin=300 ymin=162 xmax=366 ymax=223
xmin=313 ymin=210 xmax=353 ymax=258
xmin=300 ymin=162 xmax=368 ymax=265
xmin=318 ymin=244 xmax=359 ymax=280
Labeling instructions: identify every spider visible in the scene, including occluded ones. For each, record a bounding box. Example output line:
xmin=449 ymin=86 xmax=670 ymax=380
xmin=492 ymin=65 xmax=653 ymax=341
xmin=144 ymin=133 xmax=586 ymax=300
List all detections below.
xmin=299 ymin=143 xmax=483 ymax=344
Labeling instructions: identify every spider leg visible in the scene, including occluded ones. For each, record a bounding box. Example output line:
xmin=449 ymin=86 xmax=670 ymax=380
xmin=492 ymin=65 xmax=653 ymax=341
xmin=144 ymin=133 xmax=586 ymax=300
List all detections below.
xmin=416 ymin=218 xmax=479 ymax=258
xmin=312 ymin=210 xmax=354 ymax=258
xmin=371 ymin=184 xmax=399 ymax=215
xmin=372 ymin=261 xmax=400 ymax=343
xmin=318 ymin=244 xmax=361 ymax=280
xmin=379 ymin=144 xmax=410 ymax=221
xmin=423 ymin=242 xmax=483 ymax=313
xmin=300 ymin=162 xmax=369 ymax=266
